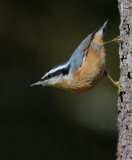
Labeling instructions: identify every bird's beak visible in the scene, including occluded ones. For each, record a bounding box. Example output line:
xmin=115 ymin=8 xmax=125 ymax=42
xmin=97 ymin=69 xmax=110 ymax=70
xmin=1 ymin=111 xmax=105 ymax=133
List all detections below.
xmin=30 ymin=81 xmax=43 ymax=86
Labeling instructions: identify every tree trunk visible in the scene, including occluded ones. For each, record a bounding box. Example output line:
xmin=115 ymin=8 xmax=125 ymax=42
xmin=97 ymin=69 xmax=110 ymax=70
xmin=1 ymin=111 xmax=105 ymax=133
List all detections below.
xmin=117 ymin=0 xmax=132 ymax=159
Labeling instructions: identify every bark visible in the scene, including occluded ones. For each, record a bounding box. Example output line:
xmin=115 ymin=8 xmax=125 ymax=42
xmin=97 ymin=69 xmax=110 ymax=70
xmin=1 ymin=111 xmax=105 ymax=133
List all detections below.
xmin=117 ymin=0 xmax=132 ymax=160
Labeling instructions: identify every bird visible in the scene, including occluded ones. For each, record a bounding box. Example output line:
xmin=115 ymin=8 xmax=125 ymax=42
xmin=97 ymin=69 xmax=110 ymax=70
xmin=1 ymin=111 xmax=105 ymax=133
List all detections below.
xmin=31 ymin=20 xmax=120 ymax=94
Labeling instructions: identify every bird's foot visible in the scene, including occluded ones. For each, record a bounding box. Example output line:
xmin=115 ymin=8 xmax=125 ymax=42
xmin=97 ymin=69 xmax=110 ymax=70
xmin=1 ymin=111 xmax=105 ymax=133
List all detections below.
xmin=103 ymin=36 xmax=121 ymax=45
xmin=112 ymin=81 xmax=121 ymax=91
xmin=107 ymin=73 xmax=121 ymax=91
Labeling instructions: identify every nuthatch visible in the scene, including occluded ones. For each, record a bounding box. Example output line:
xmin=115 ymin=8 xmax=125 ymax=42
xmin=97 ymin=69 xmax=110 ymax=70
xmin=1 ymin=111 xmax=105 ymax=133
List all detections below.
xmin=31 ymin=20 xmax=120 ymax=94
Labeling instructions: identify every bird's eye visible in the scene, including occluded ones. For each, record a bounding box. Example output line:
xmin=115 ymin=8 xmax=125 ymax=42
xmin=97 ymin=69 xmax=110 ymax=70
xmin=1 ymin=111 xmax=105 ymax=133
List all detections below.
xmin=47 ymin=74 xmax=52 ymax=78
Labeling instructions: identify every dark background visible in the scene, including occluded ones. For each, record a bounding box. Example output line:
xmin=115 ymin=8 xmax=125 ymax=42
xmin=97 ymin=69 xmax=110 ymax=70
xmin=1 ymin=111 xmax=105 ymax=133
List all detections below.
xmin=0 ymin=0 xmax=120 ymax=160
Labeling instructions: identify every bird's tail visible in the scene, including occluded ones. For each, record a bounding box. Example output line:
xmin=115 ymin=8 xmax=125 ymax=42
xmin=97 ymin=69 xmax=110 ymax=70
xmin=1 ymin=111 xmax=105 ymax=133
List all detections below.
xmin=96 ymin=19 xmax=111 ymax=37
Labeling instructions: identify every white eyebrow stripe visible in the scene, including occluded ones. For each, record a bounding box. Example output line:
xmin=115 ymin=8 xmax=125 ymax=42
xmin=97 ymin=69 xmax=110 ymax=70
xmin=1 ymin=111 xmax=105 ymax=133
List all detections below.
xmin=41 ymin=62 xmax=70 ymax=79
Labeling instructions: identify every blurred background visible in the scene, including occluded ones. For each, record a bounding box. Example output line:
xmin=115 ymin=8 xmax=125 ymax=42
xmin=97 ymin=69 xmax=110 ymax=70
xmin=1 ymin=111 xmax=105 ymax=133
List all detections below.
xmin=0 ymin=0 xmax=120 ymax=159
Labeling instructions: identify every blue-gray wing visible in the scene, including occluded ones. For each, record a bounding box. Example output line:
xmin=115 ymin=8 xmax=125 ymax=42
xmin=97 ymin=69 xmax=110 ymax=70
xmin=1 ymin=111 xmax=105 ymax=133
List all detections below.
xmin=69 ymin=33 xmax=94 ymax=71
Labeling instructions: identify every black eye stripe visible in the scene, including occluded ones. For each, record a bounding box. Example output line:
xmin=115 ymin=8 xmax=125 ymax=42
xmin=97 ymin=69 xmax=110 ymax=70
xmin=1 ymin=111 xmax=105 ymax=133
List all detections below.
xmin=43 ymin=64 xmax=70 ymax=81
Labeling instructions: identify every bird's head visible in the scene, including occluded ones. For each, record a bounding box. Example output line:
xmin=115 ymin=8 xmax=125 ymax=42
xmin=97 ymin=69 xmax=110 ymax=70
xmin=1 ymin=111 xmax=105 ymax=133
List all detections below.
xmin=31 ymin=62 xmax=70 ymax=87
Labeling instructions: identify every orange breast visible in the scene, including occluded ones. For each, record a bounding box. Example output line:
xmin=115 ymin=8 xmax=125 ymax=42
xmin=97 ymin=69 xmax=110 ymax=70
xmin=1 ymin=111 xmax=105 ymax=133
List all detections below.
xmin=71 ymin=45 xmax=105 ymax=93
xmin=93 ymin=34 xmax=102 ymax=44
xmin=55 ymin=36 xmax=105 ymax=94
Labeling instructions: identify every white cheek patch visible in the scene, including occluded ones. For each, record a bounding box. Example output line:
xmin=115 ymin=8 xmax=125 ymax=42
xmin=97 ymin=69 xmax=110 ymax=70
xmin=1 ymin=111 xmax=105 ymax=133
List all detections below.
xmin=45 ymin=75 xmax=63 ymax=85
